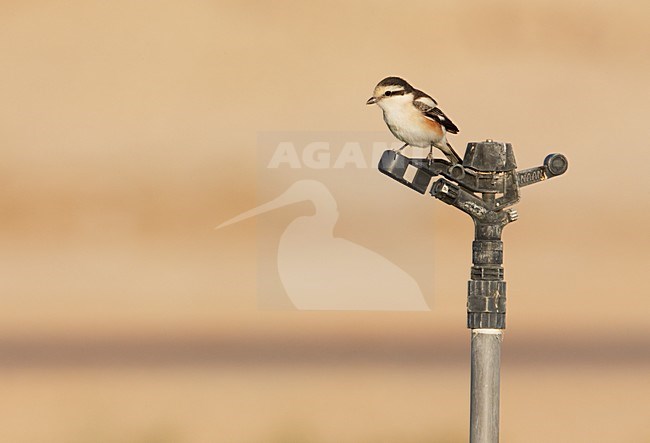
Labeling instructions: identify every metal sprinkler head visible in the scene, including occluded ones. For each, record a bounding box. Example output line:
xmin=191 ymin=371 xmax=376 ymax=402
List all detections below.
xmin=378 ymin=139 xmax=567 ymax=328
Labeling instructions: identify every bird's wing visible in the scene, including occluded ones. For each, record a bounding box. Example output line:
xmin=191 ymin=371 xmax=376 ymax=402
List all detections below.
xmin=413 ymin=93 xmax=460 ymax=134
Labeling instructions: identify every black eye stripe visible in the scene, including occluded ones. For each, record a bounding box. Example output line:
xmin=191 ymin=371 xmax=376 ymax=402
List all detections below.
xmin=384 ymin=90 xmax=405 ymax=97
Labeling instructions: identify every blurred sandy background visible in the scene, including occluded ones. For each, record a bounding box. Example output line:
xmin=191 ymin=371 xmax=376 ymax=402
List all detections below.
xmin=1 ymin=0 xmax=649 ymax=442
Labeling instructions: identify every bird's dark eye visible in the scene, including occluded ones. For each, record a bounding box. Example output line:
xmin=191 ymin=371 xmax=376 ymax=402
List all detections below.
xmin=384 ymin=91 xmax=392 ymax=96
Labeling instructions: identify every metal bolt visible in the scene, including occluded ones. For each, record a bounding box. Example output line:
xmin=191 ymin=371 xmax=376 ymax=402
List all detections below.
xmin=506 ymin=209 xmax=519 ymax=222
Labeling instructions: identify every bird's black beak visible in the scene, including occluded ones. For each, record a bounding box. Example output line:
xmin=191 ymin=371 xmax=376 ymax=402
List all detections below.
xmin=366 ymin=96 xmax=377 ymax=105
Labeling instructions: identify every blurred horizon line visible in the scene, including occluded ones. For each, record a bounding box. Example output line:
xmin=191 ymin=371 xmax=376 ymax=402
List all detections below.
xmin=0 ymin=332 xmax=647 ymax=369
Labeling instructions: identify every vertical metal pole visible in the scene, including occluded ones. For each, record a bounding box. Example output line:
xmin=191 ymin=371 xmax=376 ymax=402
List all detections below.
xmin=468 ymin=220 xmax=506 ymax=443
xmin=470 ymin=329 xmax=502 ymax=443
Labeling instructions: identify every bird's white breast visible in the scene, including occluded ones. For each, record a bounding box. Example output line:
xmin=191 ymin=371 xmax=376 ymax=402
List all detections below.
xmin=379 ymin=95 xmax=445 ymax=148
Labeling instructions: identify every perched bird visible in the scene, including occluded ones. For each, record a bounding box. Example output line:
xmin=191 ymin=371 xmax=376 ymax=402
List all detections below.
xmin=366 ymin=76 xmax=461 ymax=164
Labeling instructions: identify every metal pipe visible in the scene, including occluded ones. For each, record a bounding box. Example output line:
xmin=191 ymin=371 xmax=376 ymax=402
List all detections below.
xmin=470 ymin=329 xmax=502 ymax=443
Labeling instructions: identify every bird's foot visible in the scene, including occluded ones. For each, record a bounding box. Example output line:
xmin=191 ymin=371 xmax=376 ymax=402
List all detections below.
xmin=426 ymin=145 xmax=435 ymax=165
xmin=392 ymin=143 xmax=409 ymax=158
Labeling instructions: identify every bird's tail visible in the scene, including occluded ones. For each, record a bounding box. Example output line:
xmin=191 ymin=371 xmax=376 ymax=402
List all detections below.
xmin=446 ymin=142 xmax=463 ymax=164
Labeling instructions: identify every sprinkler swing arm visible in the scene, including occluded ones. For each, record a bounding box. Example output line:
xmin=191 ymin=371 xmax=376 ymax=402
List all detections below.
xmin=378 ymin=140 xmax=567 ymax=212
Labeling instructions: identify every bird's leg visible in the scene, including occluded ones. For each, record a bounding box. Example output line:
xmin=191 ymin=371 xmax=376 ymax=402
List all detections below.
xmin=427 ymin=144 xmax=434 ymax=165
xmin=392 ymin=143 xmax=409 ymax=159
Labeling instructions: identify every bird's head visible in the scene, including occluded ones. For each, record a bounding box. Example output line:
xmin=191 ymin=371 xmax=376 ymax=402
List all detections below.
xmin=366 ymin=76 xmax=414 ymax=109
